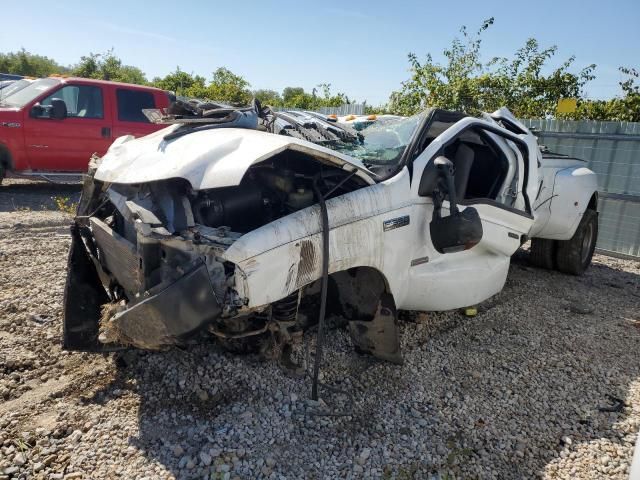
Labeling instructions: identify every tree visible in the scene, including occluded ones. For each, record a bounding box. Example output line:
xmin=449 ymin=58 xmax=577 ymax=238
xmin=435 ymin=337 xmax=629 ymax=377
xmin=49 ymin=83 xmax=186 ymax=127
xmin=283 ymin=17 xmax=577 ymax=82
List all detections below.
xmin=388 ymin=18 xmax=596 ymax=118
xmin=574 ymin=66 xmax=640 ymax=121
xmin=152 ymin=67 xmax=206 ymax=96
xmin=0 ymin=49 xmax=66 ymax=77
xmin=252 ymin=89 xmax=283 ymax=106
xmin=282 ymin=87 xmax=306 ymax=105
xmin=71 ymin=50 xmax=147 ymax=84
xmin=279 ymin=84 xmax=351 ymax=109
xmin=201 ymin=67 xmax=252 ymax=105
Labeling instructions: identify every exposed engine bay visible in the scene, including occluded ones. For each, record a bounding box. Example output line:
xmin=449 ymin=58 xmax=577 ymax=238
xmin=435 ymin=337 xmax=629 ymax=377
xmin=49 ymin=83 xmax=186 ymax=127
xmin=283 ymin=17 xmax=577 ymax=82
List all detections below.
xmin=65 ymin=130 xmax=378 ymax=364
xmin=64 ymin=101 xmax=600 ymax=403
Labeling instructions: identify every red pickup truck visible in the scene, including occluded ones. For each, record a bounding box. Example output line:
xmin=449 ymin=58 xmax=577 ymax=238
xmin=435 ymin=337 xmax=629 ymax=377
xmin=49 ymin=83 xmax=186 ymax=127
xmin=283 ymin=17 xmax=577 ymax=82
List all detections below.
xmin=0 ymin=76 xmax=172 ymax=183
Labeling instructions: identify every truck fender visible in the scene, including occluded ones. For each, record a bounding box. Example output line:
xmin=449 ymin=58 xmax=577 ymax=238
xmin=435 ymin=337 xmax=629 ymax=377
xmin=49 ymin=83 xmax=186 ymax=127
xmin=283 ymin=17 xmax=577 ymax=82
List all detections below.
xmin=537 ymin=167 xmax=598 ymax=241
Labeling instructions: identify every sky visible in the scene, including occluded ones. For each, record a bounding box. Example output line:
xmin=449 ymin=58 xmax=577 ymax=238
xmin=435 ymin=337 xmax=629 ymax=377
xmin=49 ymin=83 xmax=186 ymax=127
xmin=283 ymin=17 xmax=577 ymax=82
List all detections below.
xmin=1 ymin=0 xmax=639 ymax=105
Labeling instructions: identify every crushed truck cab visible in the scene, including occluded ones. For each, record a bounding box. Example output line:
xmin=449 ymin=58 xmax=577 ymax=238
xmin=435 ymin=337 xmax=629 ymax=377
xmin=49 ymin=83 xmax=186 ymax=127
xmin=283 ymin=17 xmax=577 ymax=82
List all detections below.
xmin=63 ymin=104 xmax=599 ymax=362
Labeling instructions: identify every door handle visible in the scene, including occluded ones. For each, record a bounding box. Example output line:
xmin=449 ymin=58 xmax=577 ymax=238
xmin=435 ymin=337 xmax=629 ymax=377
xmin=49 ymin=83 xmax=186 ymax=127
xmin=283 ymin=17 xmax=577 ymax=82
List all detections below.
xmin=101 ymin=127 xmax=111 ymax=138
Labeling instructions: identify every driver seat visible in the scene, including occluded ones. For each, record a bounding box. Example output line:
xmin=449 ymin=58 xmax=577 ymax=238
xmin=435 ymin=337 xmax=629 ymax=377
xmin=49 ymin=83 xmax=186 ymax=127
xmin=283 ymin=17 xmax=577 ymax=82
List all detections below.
xmin=452 ymin=143 xmax=474 ymax=203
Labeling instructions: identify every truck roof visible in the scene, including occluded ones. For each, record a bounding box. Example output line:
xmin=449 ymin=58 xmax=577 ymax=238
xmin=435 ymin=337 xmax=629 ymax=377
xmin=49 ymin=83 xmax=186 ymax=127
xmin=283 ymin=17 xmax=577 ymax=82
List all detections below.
xmin=48 ymin=76 xmax=167 ymax=92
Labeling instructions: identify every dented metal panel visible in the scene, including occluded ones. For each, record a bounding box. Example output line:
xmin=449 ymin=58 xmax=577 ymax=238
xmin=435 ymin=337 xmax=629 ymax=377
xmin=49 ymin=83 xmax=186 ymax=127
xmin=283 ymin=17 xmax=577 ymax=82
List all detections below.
xmin=94 ymin=127 xmax=376 ymax=190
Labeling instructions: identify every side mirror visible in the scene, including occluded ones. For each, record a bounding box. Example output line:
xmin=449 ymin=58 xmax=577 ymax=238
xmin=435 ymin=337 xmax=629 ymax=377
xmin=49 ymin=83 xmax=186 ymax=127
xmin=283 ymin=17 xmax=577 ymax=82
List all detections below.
xmin=418 ymin=156 xmax=456 ymax=201
xmin=30 ymin=103 xmax=45 ymax=118
xmin=419 ymin=155 xmax=483 ymax=253
xmin=430 ymin=206 xmax=483 ymax=254
xmin=50 ymin=98 xmax=67 ymax=120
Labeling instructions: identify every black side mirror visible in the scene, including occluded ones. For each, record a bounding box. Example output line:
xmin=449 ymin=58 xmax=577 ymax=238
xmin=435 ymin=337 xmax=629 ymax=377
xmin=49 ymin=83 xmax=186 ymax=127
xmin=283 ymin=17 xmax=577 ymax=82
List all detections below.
xmin=30 ymin=103 xmax=45 ymax=117
xmin=430 ymin=206 xmax=483 ymax=254
xmin=50 ymin=98 xmax=67 ymax=120
xmin=418 ymin=156 xmax=456 ymax=201
xmin=419 ymin=155 xmax=483 ymax=253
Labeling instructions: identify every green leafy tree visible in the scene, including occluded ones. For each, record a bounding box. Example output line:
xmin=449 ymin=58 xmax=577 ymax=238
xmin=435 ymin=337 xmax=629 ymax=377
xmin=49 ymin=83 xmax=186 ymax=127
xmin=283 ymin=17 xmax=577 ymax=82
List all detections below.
xmin=279 ymin=84 xmax=350 ymax=109
xmin=575 ymin=66 xmax=640 ymax=121
xmin=71 ymin=49 xmax=147 ymax=84
xmin=0 ymin=49 xmax=66 ymax=77
xmin=388 ymin=18 xmax=596 ymax=118
xmin=199 ymin=67 xmax=252 ymax=105
xmin=314 ymin=83 xmax=350 ymax=107
xmin=252 ymin=89 xmax=283 ymax=106
xmin=282 ymin=87 xmax=306 ymax=105
xmin=152 ymin=67 xmax=206 ymax=95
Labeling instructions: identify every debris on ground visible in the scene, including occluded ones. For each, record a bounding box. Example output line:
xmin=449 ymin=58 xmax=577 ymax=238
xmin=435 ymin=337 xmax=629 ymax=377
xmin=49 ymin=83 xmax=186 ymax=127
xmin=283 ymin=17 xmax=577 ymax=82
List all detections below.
xmin=0 ymin=182 xmax=639 ymax=479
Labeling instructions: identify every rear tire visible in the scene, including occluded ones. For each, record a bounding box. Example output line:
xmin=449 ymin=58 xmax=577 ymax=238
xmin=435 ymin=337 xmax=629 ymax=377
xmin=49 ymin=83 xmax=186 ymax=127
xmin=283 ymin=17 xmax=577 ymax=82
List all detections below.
xmin=530 ymin=238 xmax=557 ymax=270
xmin=0 ymin=163 xmax=4 ymax=185
xmin=556 ymin=209 xmax=598 ymax=276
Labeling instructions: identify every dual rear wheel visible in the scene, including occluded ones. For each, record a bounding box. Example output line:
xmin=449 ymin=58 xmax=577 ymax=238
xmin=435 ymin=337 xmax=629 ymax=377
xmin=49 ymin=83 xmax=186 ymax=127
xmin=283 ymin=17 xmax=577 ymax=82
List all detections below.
xmin=529 ymin=209 xmax=598 ymax=276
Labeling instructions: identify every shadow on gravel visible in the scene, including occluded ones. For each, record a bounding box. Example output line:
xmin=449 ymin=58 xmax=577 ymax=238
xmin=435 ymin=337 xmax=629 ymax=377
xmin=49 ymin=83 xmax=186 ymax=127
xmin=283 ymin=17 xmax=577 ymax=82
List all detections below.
xmin=0 ymin=180 xmax=81 ymax=212
xmin=82 ymin=250 xmax=640 ymax=478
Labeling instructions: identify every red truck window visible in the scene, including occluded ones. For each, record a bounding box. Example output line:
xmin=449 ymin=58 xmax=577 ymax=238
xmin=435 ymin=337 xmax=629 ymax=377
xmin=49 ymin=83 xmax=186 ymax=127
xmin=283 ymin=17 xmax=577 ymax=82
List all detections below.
xmin=116 ymin=89 xmax=155 ymax=123
xmin=41 ymin=85 xmax=104 ymax=119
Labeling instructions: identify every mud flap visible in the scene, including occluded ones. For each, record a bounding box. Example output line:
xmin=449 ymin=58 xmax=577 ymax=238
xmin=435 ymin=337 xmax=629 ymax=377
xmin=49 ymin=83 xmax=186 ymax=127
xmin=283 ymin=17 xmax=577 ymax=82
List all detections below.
xmin=63 ymin=224 xmax=113 ymax=351
xmin=348 ymin=293 xmax=403 ymax=364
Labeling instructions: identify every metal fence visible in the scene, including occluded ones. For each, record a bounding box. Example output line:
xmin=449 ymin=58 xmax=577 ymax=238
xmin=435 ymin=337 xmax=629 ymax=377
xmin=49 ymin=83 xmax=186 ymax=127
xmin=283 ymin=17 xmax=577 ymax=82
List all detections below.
xmin=274 ymin=104 xmax=367 ymax=116
xmin=522 ymin=118 xmax=640 ymax=259
xmin=318 ymin=104 xmax=366 ymax=116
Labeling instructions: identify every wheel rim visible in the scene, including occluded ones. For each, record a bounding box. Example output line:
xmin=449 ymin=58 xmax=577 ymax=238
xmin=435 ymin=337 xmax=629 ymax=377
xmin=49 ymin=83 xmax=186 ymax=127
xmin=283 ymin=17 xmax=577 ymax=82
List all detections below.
xmin=581 ymin=221 xmax=595 ymax=263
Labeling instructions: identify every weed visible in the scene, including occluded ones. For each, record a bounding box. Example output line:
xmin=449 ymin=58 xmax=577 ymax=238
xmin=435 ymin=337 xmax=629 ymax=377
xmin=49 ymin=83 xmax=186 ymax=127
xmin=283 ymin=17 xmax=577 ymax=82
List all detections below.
xmin=52 ymin=195 xmax=78 ymax=214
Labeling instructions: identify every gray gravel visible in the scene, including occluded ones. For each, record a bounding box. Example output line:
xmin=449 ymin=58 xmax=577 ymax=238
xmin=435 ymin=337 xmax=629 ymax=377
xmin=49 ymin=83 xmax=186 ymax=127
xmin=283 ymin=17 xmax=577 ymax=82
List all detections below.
xmin=0 ymin=183 xmax=639 ymax=479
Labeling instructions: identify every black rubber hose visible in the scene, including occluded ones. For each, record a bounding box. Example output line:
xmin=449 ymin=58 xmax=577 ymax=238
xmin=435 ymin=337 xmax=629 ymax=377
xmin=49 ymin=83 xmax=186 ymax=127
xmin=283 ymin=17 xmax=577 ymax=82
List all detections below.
xmin=311 ymin=175 xmax=330 ymax=401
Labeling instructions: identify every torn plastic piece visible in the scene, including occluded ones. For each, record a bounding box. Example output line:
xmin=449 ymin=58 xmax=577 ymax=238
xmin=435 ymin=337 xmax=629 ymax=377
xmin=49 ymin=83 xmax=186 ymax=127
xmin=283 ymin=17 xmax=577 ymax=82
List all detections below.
xmin=100 ymin=261 xmax=221 ymax=349
xmin=348 ymin=293 xmax=403 ymax=364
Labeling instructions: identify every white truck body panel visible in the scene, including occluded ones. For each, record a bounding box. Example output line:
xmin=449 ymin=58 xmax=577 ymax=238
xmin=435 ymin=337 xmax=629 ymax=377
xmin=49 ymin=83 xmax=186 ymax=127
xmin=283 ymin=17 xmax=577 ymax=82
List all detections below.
xmin=91 ymin=108 xmax=598 ymax=314
xmin=532 ymin=162 xmax=598 ymax=240
xmin=94 ymin=126 xmax=375 ymax=189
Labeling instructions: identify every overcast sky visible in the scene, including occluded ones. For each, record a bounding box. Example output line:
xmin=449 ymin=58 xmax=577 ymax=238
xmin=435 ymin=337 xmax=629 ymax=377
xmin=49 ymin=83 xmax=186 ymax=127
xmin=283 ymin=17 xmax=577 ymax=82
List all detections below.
xmin=2 ymin=0 xmax=639 ymax=104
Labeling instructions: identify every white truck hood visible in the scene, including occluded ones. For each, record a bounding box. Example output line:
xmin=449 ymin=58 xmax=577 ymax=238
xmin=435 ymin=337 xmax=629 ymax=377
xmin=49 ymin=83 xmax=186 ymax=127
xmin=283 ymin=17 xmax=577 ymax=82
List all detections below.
xmin=94 ymin=125 xmax=376 ymax=190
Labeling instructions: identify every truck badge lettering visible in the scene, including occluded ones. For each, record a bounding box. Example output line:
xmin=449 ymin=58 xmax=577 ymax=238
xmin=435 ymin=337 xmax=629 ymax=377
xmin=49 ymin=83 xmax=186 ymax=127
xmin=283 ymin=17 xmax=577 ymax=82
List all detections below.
xmin=383 ymin=215 xmax=410 ymax=232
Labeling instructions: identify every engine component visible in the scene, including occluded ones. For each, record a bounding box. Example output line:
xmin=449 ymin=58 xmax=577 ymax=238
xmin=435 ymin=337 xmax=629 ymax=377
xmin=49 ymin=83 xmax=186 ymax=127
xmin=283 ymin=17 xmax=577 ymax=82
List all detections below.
xmin=286 ymin=187 xmax=314 ymax=211
xmin=193 ymin=185 xmax=264 ymax=232
xmin=259 ymin=169 xmax=295 ymax=193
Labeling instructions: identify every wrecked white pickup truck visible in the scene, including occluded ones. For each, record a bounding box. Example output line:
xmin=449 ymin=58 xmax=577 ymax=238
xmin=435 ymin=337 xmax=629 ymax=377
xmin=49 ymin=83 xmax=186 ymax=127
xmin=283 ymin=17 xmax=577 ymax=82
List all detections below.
xmin=63 ymin=103 xmax=598 ymax=365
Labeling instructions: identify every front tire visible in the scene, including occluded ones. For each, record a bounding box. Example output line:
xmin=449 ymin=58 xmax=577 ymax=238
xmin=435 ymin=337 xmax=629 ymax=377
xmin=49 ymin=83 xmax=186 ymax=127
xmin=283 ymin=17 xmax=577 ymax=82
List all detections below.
xmin=555 ymin=209 xmax=598 ymax=276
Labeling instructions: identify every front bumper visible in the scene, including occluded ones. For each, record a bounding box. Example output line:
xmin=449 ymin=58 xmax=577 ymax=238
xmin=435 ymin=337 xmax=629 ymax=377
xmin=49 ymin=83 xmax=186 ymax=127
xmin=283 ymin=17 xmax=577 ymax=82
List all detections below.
xmin=63 ymin=224 xmax=221 ymax=351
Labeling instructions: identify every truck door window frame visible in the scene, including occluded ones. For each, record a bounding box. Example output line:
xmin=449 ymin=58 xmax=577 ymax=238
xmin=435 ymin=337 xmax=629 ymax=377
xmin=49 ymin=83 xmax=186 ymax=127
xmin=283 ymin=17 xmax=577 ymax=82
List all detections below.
xmin=429 ymin=123 xmax=533 ymax=218
xmin=116 ymin=88 xmax=155 ymax=123
xmin=39 ymin=84 xmax=104 ymax=119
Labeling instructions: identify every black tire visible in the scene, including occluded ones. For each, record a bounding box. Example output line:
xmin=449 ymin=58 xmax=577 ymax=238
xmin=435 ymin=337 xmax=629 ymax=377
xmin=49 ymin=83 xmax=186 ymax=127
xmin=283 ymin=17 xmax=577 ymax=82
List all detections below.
xmin=556 ymin=209 xmax=598 ymax=276
xmin=0 ymin=163 xmax=4 ymax=185
xmin=530 ymin=238 xmax=557 ymax=270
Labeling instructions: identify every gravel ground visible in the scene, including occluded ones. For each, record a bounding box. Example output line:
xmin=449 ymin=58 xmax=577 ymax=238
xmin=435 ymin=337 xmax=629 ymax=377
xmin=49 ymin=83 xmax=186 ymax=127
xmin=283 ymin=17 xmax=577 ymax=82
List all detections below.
xmin=0 ymin=181 xmax=639 ymax=479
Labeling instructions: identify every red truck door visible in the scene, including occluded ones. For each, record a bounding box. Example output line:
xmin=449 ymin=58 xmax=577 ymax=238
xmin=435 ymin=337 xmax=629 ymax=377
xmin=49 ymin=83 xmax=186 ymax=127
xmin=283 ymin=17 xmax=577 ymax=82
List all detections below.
xmin=111 ymin=87 xmax=164 ymax=138
xmin=22 ymin=82 xmax=114 ymax=172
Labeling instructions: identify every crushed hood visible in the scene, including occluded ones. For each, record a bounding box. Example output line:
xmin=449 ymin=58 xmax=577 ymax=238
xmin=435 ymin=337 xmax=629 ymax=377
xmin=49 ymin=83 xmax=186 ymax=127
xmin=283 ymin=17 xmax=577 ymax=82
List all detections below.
xmin=94 ymin=126 xmax=376 ymax=190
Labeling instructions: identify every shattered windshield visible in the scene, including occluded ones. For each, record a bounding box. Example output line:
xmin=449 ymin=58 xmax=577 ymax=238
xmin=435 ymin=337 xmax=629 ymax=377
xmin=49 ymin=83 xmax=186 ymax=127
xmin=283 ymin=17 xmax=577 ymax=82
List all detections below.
xmin=331 ymin=112 xmax=425 ymax=167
